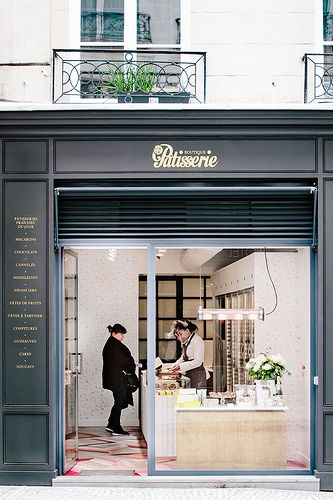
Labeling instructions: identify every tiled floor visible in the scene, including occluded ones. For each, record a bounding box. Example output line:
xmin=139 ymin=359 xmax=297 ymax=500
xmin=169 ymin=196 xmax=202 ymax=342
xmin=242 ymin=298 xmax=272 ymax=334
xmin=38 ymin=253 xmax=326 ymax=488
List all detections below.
xmin=66 ymin=426 xmax=307 ymax=477
xmin=67 ymin=426 xmax=176 ymax=476
xmin=65 ymin=426 xmax=149 ymax=476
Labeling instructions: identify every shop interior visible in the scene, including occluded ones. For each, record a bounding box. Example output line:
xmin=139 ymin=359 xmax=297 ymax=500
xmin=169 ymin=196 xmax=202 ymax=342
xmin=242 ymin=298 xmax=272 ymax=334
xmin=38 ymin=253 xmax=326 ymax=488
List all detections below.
xmin=63 ymin=245 xmax=311 ymax=476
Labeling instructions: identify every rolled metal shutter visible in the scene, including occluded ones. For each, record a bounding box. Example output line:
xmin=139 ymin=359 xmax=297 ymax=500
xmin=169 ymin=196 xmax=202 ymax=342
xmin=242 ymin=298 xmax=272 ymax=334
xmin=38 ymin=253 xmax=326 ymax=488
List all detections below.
xmin=55 ymin=184 xmax=317 ymax=246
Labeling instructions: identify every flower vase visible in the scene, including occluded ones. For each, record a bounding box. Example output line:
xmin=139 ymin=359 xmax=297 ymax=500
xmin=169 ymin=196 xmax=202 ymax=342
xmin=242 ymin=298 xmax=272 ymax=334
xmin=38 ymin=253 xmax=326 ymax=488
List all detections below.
xmin=274 ymin=377 xmax=284 ymax=406
xmin=255 ymin=379 xmax=276 ymax=405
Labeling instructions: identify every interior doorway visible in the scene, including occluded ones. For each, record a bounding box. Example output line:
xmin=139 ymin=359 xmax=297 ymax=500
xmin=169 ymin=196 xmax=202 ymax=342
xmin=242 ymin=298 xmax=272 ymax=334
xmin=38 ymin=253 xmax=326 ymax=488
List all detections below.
xmin=61 ymin=244 xmax=313 ymax=476
xmin=62 ymin=246 xmax=148 ymax=476
xmin=63 ymin=249 xmax=79 ymax=473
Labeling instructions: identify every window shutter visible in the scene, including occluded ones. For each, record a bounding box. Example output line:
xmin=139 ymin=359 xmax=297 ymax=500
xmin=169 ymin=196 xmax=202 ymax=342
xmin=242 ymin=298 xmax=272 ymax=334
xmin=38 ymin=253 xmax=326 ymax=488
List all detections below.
xmin=55 ymin=184 xmax=316 ymax=245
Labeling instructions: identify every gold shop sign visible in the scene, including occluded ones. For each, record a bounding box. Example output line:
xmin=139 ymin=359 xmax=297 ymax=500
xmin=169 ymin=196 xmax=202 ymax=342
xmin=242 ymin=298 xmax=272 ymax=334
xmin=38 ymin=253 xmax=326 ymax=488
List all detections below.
xmin=152 ymin=143 xmax=219 ymax=169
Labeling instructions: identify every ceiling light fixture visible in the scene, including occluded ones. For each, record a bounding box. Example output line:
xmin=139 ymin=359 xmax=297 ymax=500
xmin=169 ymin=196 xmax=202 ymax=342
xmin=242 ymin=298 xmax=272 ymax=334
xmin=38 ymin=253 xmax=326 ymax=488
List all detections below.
xmin=197 ymin=305 xmax=265 ymax=321
xmin=196 ymin=246 xmax=280 ymax=322
xmin=156 ymin=248 xmax=167 ymax=260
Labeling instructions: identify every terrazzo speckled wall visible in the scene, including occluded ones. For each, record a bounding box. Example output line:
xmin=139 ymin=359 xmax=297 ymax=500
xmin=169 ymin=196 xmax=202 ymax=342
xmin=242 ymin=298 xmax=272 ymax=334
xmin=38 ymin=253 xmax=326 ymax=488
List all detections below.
xmin=254 ymin=249 xmax=310 ymax=466
xmin=77 ymin=248 xmax=146 ymax=427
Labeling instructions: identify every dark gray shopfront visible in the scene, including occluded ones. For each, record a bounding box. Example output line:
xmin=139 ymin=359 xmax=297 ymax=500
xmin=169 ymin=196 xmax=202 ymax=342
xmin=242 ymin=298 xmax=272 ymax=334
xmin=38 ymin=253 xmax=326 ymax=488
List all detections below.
xmin=0 ymin=108 xmax=332 ymax=488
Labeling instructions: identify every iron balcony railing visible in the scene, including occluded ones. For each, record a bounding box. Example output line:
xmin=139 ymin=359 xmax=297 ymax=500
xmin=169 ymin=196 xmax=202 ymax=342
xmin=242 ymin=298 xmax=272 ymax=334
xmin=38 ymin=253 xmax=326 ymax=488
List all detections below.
xmin=304 ymin=53 xmax=333 ymax=103
xmin=52 ymin=49 xmax=206 ymax=104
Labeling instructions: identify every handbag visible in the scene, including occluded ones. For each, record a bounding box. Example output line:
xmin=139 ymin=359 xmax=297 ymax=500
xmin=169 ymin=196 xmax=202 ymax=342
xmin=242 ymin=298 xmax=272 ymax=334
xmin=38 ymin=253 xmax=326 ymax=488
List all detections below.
xmin=123 ymin=371 xmax=139 ymax=392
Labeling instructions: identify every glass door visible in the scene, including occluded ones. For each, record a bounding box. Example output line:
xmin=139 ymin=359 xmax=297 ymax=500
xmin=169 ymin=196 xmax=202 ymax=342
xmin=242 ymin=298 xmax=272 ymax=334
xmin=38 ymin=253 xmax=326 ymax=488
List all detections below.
xmin=63 ymin=249 xmax=79 ymax=472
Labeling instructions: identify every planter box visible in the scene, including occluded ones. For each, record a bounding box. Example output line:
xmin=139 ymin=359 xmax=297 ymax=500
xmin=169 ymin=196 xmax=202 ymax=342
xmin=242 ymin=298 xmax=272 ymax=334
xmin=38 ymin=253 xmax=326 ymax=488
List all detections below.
xmin=116 ymin=91 xmax=190 ymax=104
xmin=156 ymin=91 xmax=190 ymax=103
xmin=117 ymin=92 xmax=150 ymax=103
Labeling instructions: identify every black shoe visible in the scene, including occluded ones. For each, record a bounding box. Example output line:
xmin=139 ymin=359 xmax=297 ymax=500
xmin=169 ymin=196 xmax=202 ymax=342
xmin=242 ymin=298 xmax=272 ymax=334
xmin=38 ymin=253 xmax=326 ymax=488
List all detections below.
xmin=111 ymin=428 xmax=129 ymax=436
xmin=105 ymin=427 xmax=113 ymax=433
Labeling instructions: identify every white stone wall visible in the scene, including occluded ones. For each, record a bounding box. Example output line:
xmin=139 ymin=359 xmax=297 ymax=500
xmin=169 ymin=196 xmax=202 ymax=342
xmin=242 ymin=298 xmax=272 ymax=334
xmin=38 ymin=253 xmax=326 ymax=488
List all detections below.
xmin=191 ymin=0 xmax=317 ymax=103
xmin=0 ymin=0 xmax=319 ymax=104
xmin=0 ymin=0 xmax=50 ymax=102
xmin=0 ymin=0 xmax=77 ymax=102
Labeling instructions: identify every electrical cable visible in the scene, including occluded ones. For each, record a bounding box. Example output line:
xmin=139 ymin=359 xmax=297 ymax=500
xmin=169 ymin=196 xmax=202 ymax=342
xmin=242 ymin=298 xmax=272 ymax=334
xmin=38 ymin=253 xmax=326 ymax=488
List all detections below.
xmin=264 ymin=247 xmax=278 ymax=315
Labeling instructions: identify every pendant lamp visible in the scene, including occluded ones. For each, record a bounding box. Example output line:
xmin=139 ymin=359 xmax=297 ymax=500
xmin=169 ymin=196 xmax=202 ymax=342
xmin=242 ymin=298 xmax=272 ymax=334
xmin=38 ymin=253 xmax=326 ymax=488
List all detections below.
xmin=197 ymin=305 xmax=265 ymax=321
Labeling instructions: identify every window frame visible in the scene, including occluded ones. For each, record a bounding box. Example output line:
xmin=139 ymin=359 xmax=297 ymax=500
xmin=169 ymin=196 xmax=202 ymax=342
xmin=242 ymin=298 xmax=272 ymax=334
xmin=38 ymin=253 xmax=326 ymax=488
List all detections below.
xmin=322 ymin=0 xmax=332 ymax=48
xmin=79 ymin=0 xmax=189 ymax=50
xmin=139 ymin=274 xmax=212 ymax=364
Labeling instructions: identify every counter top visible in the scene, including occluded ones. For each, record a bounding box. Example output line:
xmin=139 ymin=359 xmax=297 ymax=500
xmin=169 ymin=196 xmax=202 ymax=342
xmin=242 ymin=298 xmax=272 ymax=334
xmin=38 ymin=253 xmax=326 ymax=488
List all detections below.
xmin=176 ymin=405 xmax=287 ymax=412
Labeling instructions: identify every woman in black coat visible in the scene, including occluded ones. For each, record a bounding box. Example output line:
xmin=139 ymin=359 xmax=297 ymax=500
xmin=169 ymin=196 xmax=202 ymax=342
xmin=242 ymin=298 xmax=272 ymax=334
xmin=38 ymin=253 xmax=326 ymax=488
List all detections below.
xmin=102 ymin=323 xmax=136 ymax=436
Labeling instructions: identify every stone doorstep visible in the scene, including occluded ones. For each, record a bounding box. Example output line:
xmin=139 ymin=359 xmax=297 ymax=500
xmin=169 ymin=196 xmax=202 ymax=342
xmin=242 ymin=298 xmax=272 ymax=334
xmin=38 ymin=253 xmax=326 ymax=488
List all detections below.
xmin=53 ymin=475 xmax=320 ymax=491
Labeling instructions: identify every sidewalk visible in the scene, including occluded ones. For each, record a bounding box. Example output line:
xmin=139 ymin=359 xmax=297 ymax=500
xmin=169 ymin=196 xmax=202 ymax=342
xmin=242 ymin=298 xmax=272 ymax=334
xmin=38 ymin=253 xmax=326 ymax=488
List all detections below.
xmin=1 ymin=487 xmax=333 ymax=500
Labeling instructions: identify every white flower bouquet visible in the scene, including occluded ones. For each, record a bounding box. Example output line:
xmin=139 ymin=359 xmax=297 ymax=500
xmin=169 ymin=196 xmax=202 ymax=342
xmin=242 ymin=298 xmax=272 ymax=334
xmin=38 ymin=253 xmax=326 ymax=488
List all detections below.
xmin=245 ymin=352 xmax=287 ymax=381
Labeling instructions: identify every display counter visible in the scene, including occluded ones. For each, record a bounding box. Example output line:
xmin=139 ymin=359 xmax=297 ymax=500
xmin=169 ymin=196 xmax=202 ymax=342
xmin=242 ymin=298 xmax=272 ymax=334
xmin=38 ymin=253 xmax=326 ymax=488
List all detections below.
xmin=141 ymin=372 xmax=287 ymax=468
xmin=176 ymin=406 xmax=287 ymax=470
xmin=140 ymin=373 xmax=176 ymax=456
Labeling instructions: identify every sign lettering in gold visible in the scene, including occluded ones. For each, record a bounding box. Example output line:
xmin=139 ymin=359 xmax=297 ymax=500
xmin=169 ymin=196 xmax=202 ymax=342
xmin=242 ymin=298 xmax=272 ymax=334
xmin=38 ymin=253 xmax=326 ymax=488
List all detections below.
xmin=13 ymin=326 xmax=38 ymax=331
xmin=14 ymin=339 xmax=37 ymax=344
xmin=14 ymin=250 xmax=38 ymax=255
xmin=15 ymin=262 xmax=36 ymax=267
xmin=152 ymin=143 xmax=219 ymax=169
xmin=13 ymin=275 xmax=38 ymax=280
xmin=15 ymin=237 xmax=37 ymax=242
xmin=5 ymin=182 xmax=47 ymax=394
xmin=9 ymin=300 xmax=41 ymax=305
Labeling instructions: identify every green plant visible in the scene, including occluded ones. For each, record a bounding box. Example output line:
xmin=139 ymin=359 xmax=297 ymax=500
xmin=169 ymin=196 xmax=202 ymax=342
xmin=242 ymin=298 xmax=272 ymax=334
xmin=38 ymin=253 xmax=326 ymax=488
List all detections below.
xmin=102 ymin=65 xmax=158 ymax=94
xmin=245 ymin=352 xmax=287 ymax=381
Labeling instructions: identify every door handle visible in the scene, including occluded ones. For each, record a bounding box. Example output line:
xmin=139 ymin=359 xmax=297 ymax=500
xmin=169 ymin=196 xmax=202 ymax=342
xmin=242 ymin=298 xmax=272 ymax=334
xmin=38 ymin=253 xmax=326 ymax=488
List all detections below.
xmin=70 ymin=352 xmax=76 ymax=375
xmin=77 ymin=352 xmax=82 ymax=375
xmin=70 ymin=352 xmax=82 ymax=374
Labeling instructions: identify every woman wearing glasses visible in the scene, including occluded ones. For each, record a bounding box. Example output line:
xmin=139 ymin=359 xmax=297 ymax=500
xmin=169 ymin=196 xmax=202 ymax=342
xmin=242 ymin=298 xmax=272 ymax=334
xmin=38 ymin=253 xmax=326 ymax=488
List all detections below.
xmin=169 ymin=319 xmax=208 ymax=389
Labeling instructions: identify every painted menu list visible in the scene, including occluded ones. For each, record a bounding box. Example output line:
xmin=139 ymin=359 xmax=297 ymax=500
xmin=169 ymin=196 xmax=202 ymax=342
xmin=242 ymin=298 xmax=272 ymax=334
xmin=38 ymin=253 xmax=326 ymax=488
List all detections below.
xmin=4 ymin=181 xmax=47 ymax=405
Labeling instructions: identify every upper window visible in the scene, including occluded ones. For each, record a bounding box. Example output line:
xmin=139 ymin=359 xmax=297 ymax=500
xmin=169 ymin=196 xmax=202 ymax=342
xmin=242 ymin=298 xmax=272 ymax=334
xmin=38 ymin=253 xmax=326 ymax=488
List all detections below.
xmin=137 ymin=0 xmax=180 ymax=45
xmin=81 ymin=0 xmax=125 ymax=43
xmin=81 ymin=0 xmax=180 ymax=46
xmin=324 ymin=0 xmax=333 ymax=42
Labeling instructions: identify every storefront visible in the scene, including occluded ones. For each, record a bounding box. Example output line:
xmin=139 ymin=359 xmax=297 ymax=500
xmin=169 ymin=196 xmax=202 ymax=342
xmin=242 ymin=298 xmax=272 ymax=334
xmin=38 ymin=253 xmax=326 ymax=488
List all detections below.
xmin=0 ymin=107 xmax=332 ymax=489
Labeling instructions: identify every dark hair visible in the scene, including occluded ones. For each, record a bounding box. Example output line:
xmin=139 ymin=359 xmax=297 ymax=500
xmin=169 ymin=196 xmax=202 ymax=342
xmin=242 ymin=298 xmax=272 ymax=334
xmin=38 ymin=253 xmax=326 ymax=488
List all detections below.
xmin=173 ymin=319 xmax=197 ymax=334
xmin=107 ymin=323 xmax=127 ymax=334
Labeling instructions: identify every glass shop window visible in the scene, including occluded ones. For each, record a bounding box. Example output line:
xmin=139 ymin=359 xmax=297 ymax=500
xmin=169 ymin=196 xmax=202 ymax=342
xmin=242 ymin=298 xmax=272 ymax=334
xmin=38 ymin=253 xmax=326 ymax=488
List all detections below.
xmin=153 ymin=247 xmax=311 ymax=474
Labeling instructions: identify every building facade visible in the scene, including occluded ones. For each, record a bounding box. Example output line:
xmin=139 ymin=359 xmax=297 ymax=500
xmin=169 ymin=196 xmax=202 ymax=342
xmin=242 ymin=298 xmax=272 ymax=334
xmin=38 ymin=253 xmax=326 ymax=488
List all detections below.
xmin=0 ymin=0 xmax=327 ymax=105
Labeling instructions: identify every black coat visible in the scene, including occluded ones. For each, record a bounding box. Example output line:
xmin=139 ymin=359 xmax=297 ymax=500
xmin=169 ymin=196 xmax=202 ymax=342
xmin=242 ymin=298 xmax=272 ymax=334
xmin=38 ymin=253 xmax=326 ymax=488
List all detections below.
xmin=102 ymin=335 xmax=136 ymax=391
